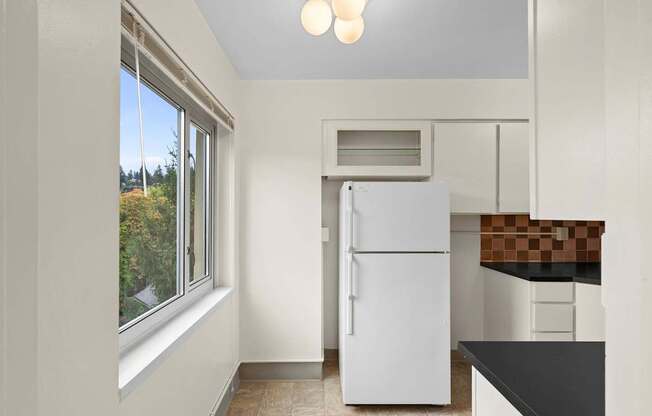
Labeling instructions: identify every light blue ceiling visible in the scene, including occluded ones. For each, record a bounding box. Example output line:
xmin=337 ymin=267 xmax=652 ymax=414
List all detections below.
xmin=194 ymin=0 xmax=528 ymax=80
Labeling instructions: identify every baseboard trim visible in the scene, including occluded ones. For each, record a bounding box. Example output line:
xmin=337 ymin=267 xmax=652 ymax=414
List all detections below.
xmin=239 ymin=361 xmax=323 ymax=381
xmin=324 ymin=348 xmax=338 ymax=361
xmin=210 ymin=365 xmax=240 ymax=416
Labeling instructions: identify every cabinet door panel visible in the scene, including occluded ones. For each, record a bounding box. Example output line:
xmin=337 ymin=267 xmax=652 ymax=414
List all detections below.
xmin=531 ymin=303 xmax=574 ymax=332
xmin=499 ymin=123 xmax=529 ymax=213
xmin=532 ymin=332 xmax=574 ymax=342
xmin=531 ymin=281 xmax=574 ymax=303
xmin=483 ymin=269 xmax=531 ymax=341
xmin=575 ymin=283 xmax=605 ymax=341
xmin=434 ymin=123 xmax=497 ymax=213
xmin=530 ymin=0 xmax=605 ymax=219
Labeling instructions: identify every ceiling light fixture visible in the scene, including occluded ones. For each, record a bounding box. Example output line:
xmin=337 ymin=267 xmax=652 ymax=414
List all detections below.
xmin=332 ymin=0 xmax=366 ymax=21
xmin=334 ymin=16 xmax=365 ymax=44
xmin=301 ymin=0 xmax=367 ymax=44
xmin=301 ymin=0 xmax=333 ymax=36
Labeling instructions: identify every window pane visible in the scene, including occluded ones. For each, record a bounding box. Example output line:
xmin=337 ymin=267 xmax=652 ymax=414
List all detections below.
xmin=188 ymin=124 xmax=209 ymax=283
xmin=119 ymin=66 xmax=181 ymax=328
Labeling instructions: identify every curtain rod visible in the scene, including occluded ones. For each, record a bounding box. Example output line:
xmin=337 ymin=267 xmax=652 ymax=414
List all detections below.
xmin=121 ymin=0 xmax=235 ymax=130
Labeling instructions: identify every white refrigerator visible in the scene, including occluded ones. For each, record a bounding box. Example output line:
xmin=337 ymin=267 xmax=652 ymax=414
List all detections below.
xmin=338 ymin=181 xmax=451 ymax=405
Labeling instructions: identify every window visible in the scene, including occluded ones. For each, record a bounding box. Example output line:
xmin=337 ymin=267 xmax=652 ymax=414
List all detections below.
xmin=188 ymin=123 xmax=210 ymax=284
xmin=119 ymin=40 xmax=218 ymax=346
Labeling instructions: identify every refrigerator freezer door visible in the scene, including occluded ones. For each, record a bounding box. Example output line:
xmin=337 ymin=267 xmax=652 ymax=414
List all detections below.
xmin=341 ymin=253 xmax=451 ymax=405
xmin=351 ymin=182 xmax=450 ymax=252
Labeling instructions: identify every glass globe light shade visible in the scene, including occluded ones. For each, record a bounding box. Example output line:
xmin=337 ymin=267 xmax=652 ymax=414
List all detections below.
xmin=301 ymin=0 xmax=333 ymax=36
xmin=334 ymin=16 xmax=365 ymax=44
xmin=332 ymin=0 xmax=367 ymax=21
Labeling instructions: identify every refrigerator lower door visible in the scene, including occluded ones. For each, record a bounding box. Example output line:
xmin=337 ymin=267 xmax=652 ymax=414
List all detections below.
xmin=351 ymin=181 xmax=450 ymax=252
xmin=341 ymin=253 xmax=451 ymax=405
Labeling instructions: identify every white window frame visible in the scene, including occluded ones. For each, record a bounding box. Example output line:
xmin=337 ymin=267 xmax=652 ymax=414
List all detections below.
xmin=118 ymin=37 xmax=220 ymax=351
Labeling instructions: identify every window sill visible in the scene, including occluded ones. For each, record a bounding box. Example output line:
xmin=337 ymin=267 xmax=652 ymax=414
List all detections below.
xmin=118 ymin=286 xmax=233 ymax=400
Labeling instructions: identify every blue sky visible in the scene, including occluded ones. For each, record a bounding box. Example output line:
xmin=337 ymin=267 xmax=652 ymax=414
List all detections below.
xmin=120 ymin=68 xmax=179 ymax=173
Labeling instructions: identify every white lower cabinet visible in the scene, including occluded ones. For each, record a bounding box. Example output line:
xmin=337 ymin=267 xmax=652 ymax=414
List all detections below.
xmin=575 ymin=283 xmax=605 ymax=341
xmin=473 ymin=367 xmax=522 ymax=416
xmin=483 ymin=269 xmax=531 ymax=341
xmin=484 ymin=269 xmax=576 ymax=341
xmin=531 ymin=303 xmax=574 ymax=333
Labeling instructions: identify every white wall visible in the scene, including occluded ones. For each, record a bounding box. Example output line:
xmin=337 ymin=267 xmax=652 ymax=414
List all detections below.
xmin=2 ymin=1 xmax=120 ymax=415
xmin=450 ymin=216 xmax=484 ymax=349
xmin=322 ymin=179 xmax=343 ymax=349
xmin=239 ymin=80 xmax=528 ymax=361
xmin=1 ymin=1 xmax=240 ymax=415
xmin=0 ymin=1 xmax=7 ymax=414
xmin=603 ymin=0 xmax=652 ymax=413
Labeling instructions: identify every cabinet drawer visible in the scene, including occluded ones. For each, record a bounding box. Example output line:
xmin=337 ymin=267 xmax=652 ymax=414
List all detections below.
xmin=532 ymin=303 xmax=574 ymax=332
xmin=531 ymin=282 xmax=574 ymax=303
xmin=532 ymin=332 xmax=575 ymax=342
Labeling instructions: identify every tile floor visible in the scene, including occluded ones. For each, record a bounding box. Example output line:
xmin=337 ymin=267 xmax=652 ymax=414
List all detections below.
xmin=227 ymin=355 xmax=472 ymax=416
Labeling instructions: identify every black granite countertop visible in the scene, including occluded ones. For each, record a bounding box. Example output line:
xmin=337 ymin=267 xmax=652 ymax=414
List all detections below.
xmin=480 ymin=262 xmax=601 ymax=285
xmin=459 ymin=341 xmax=605 ymax=416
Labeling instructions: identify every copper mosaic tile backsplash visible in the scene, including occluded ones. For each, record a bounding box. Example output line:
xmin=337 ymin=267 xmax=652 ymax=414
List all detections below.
xmin=480 ymin=215 xmax=605 ymax=263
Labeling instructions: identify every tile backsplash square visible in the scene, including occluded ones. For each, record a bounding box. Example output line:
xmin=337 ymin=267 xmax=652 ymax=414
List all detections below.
xmin=480 ymin=215 xmax=605 ymax=263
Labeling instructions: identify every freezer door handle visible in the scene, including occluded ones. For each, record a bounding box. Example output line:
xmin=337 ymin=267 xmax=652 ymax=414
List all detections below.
xmin=346 ymin=186 xmax=354 ymax=252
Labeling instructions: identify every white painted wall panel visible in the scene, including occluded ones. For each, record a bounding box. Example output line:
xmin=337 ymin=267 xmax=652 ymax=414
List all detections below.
xmin=120 ymin=297 xmax=237 ymax=416
xmin=2 ymin=1 xmax=240 ymax=415
xmin=322 ymin=180 xmax=343 ymax=349
xmin=603 ymin=0 xmax=652 ymax=413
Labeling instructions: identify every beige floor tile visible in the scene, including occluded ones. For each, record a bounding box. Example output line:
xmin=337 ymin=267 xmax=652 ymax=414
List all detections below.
xmin=240 ymin=381 xmax=269 ymax=392
xmin=257 ymin=407 xmax=292 ymax=416
xmin=292 ymin=406 xmax=326 ymax=416
xmin=325 ymin=403 xmax=368 ymax=416
xmin=266 ymin=382 xmax=295 ymax=392
xmin=262 ymin=388 xmax=294 ymax=409
xmin=229 ymin=360 xmax=471 ymax=416
xmin=230 ymin=395 xmax=263 ymax=411
xmin=294 ymin=380 xmax=325 ymax=392
xmin=292 ymin=388 xmax=325 ymax=408
xmin=227 ymin=408 xmax=259 ymax=416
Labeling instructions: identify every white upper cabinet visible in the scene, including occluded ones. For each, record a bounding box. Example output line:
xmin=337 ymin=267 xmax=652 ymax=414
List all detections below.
xmin=322 ymin=120 xmax=432 ymax=179
xmin=433 ymin=123 xmax=497 ymax=214
xmin=498 ymin=123 xmax=529 ymax=213
xmin=529 ymin=0 xmax=605 ymax=220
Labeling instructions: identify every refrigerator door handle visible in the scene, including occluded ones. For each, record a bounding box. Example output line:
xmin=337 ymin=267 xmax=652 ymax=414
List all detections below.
xmin=346 ymin=253 xmax=354 ymax=335
xmin=349 ymin=255 xmax=357 ymax=298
